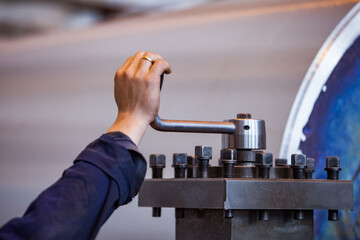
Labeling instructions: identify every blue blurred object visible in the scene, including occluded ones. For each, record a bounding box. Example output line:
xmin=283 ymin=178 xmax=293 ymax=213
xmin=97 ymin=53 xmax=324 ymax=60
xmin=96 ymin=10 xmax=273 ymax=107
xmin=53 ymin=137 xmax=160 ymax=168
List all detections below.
xmin=280 ymin=3 xmax=360 ymax=239
xmin=300 ymin=36 xmax=360 ymax=240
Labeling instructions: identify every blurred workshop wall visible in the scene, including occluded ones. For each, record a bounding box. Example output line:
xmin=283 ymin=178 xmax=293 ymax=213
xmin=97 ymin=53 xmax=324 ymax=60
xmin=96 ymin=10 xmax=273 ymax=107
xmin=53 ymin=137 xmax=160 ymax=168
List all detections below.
xmin=0 ymin=0 xmax=356 ymax=239
xmin=0 ymin=0 xmax=209 ymax=40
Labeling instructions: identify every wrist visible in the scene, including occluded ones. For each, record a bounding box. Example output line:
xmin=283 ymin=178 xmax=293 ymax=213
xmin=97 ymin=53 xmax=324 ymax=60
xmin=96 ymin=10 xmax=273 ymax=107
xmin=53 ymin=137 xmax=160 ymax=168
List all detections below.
xmin=107 ymin=113 xmax=149 ymax=146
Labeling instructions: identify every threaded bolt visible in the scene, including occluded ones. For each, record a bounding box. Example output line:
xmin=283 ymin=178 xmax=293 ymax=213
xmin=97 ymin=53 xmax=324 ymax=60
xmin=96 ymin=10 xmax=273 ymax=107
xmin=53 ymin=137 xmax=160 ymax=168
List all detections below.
xmin=291 ymin=154 xmax=306 ymax=179
xmin=172 ymin=153 xmax=187 ymax=219
xmin=173 ymin=153 xmax=187 ymax=178
xmin=256 ymin=152 xmax=273 ymax=221
xmin=220 ymin=149 xmax=237 ymax=178
xmin=325 ymin=156 xmax=341 ymax=221
xmin=149 ymin=154 xmax=166 ymax=217
xmin=195 ymin=145 xmax=212 ymax=178
xmin=291 ymin=153 xmax=306 ymax=220
xmin=305 ymin=158 xmax=315 ymax=179
xmin=256 ymin=152 xmax=273 ymax=179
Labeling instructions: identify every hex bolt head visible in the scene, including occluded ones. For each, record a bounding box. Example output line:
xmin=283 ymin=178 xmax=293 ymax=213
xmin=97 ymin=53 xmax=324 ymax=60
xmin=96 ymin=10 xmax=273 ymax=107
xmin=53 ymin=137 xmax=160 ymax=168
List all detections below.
xmin=291 ymin=154 xmax=306 ymax=167
xmin=275 ymin=158 xmax=288 ymax=166
xmin=173 ymin=153 xmax=187 ymax=167
xmin=221 ymin=148 xmax=237 ymax=178
xmin=195 ymin=145 xmax=212 ymax=159
xmin=256 ymin=152 xmax=273 ymax=179
xmin=325 ymin=156 xmax=341 ymax=181
xmin=305 ymin=158 xmax=315 ymax=172
xmin=220 ymin=149 xmax=237 ymax=160
xmin=326 ymin=156 xmax=340 ymax=168
xmin=305 ymin=158 xmax=315 ymax=179
xmin=256 ymin=152 xmax=273 ymax=166
xmin=150 ymin=154 xmax=166 ymax=168
xmin=237 ymin=113 xmax=252 ymax=119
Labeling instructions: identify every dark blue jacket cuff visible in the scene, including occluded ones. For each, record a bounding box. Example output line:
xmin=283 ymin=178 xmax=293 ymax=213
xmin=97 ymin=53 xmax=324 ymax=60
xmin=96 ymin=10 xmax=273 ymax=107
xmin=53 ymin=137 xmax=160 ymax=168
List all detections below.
xmin=74 ymin=132 xmax=146 ymax=205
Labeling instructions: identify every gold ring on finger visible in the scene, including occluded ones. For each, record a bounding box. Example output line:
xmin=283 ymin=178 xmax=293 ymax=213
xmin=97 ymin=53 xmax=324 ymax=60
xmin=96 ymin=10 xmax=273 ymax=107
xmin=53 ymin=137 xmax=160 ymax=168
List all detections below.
xmin=142 ymin=55 xmax=154 ymax=64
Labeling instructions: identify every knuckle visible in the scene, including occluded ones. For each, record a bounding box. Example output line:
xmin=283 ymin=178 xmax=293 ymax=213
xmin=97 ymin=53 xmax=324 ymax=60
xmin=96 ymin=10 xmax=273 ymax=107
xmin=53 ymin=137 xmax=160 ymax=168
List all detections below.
xmin=115 ymin=68 xmax=122 ymax=76
xmin=144 ymin=51 xmax=152 ymax=56
xmin=136 ymin=51 xmax=145 ymax=57
xmin=122 ymin=70 xmax=132 ymax=79
xmin=115 ymin=69 xmax=124 ymax=78
xmin=156 ymin=59 xmax=166 ymax=68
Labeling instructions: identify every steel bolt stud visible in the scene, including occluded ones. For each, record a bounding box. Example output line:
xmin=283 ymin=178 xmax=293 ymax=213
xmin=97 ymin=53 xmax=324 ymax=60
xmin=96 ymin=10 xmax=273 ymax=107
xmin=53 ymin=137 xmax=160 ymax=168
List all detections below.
xmin=325 ymin=156 xmax=341 ymax=180
xmin=187 ymin=155 xmax=198 ymax=178
xmin=291 ymin=153 xmax=306 ymax=220
xmin=220 ymin=149 xmax=237 ymax=178
xmin=305 ymin=158 xmax=315 ymax=179
xmin=325 ymin=156 xmax=341 ymax=221
xmin=256 ymin=152 xmax=273 ymax=221
xmin=150 ymin=154 xmax=166 ymax=217
xmin=173 ymin=153 xmax=187 ymax=218
xmin=173 ymin=153 xmax=187 ymax=178
xmin=221 ymin=149 xmax=237 ymax=218
xmin=195 ymin=146 xmax=212 ymax=178
xmin=237 ymin=113 xmax=252 ymax=119
xmin=291 ymin=154 xmax=306 ymax=179
xmin=256 ymin=152 xmax=273 ymax=179
xmin=221 ymin=148 xmax=236 ymax=218
xmin=150 ymin=154 xmax=166 ymax=178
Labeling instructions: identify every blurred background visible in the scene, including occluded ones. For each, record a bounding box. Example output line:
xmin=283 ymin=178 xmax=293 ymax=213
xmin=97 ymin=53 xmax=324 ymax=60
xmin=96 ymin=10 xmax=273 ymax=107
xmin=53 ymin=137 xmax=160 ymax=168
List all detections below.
xmin=0 ymin=0 xmax=211 ymax=41
xmin=0 ymin=0 xmax=357 ymax=239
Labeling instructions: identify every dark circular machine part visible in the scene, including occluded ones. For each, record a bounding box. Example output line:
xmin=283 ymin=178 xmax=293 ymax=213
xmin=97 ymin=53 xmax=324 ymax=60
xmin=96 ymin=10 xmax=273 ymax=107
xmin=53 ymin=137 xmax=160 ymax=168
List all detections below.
xmin=280 ymin=4 xmax=360 ymax=238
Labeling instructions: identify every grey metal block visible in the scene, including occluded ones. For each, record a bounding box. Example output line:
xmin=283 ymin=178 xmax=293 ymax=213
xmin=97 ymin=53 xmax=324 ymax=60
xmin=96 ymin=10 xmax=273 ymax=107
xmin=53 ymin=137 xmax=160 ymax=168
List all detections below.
xmin=139 ymin=178 xmax=353 ymax=210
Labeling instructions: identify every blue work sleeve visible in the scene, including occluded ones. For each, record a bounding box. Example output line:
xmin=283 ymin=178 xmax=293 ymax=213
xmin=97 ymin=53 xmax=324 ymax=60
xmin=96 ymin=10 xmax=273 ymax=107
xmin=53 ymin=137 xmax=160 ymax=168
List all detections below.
xmin=0 ymin=132 xmax=146 ymax=240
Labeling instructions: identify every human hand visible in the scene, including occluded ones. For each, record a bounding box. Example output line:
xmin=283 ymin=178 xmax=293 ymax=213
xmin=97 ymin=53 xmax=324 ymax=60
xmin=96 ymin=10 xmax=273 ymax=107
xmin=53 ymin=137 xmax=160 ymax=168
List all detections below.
xmin=107 ymin=51 xmax=171 ymax=145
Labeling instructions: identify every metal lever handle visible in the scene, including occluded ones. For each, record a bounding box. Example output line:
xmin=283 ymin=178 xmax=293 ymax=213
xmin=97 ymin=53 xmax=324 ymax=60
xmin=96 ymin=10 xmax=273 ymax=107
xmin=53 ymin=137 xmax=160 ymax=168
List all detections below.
xmin=150 ymin=74 xmax=235 ymax=134
xmin=150 ymin=115 xmax=235 ymax=134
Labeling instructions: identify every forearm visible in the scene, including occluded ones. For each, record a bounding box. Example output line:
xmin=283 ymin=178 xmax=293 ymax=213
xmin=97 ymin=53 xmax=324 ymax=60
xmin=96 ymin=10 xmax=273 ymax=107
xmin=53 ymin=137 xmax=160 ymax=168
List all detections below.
xmin=0 ymin=132 xmax=146 ymax=240
xmin=107 ymin=113 xmax=149 ymax=146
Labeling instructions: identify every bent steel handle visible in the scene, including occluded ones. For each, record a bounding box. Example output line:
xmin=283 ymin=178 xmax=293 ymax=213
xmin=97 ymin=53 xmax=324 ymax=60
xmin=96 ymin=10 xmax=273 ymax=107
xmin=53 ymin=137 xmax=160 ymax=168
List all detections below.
xmin=150 ymin=115 xmax=236 ymax=134
xmin=150 ymin=74 xmax=235 ymax=134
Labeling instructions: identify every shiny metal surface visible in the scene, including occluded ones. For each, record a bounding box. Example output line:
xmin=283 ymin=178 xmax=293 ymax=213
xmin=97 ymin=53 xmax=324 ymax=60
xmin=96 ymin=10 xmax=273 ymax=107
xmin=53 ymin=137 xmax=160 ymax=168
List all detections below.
xmin=222 ymin=117 xmax=266 ymax=150
xmin=150 ymin=115 xmax=236 ymax=133
xmin=236 ymin=150 xmax=259 ymax=166
xmin=234 ymin=166 xmax=257 ymax=178
xmin=229 ymin=119 xmax=266 ymax=149
xmin=152 ymin=115 xmax=266 ymax=150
